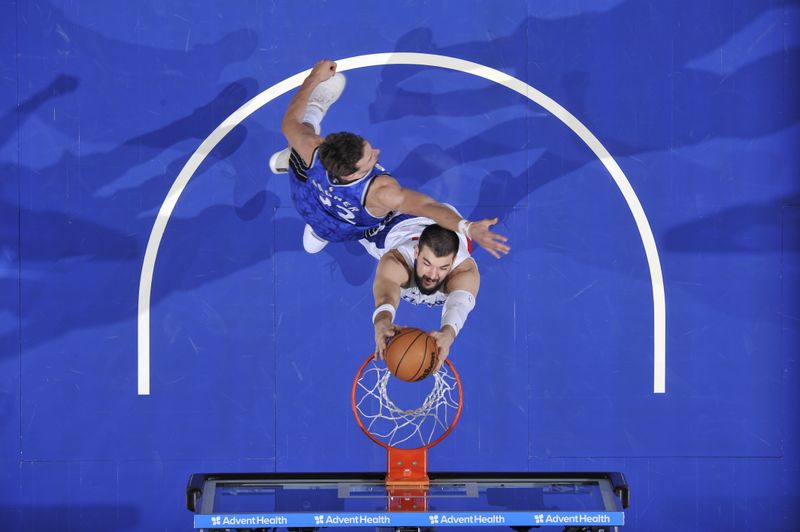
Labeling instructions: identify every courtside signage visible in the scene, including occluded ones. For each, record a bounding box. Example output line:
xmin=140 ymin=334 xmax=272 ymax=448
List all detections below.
xmin=195 ymin=511 xmax=624 ymax=528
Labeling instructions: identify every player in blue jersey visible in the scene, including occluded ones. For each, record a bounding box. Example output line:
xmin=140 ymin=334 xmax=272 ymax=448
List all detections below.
xmin=365 ymin=218 xmax=479 ymax=371
xmin=269 ymin=59 xmax=510 ymax=259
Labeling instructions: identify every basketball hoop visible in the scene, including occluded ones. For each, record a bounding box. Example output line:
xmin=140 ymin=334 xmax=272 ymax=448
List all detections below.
xmin=351 ymin=354 xmax=463 ymax=499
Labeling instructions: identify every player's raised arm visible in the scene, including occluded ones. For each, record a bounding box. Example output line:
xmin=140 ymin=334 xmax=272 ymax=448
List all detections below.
xmin=429 ymin=258 xmax=480 ymax=371
xmin=371 ymin=252 xmax=408 ymax=359
xmin=279 ymin=60 xmax=337 ymax=165
xmin=367 ymin=176 xmax=511 ymax=259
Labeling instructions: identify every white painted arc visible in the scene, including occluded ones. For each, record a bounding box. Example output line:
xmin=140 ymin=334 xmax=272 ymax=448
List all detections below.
xmin=137 ymin=52 xmax=666 ymax=395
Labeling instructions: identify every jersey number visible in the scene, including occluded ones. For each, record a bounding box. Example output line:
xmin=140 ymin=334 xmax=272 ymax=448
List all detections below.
xmin=319 ymin=195 xmax=357 ymax=225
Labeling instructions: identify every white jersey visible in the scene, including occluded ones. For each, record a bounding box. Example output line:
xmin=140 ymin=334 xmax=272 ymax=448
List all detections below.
xmin=360 ymin=216 xmax=475 ymax=307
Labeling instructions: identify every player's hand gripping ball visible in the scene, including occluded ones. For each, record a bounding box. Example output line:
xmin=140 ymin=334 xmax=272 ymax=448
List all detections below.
xmin=383 ymin=327 xmax=440 ymax=382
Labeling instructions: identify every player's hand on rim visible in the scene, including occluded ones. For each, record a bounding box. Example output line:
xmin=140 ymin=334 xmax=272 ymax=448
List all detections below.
xmin=467 ymin=217 xmax=510 ymax=259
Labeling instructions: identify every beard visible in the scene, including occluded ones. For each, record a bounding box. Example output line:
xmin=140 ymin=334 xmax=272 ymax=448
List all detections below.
xmin=413 ymin=260 xmax=446 ymax=295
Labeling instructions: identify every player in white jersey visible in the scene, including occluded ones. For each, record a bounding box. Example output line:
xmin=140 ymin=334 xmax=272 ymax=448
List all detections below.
xmin=366 ymin=217 xmax=479 ymax=370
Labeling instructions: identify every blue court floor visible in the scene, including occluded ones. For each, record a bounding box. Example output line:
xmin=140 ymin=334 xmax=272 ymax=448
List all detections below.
xmin=1 ymin=1 xmax=798 ymax=530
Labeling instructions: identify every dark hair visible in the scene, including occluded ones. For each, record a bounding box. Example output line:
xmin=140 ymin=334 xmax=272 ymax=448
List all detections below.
xmin=318 ymin=132 xmax=365 ymax=178
xmin=418 ymin=224 xmax=459 ymax=258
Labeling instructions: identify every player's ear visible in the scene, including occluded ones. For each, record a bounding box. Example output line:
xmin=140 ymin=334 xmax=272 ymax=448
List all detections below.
xmin=413 ymin=245 xmax=419 ymax=258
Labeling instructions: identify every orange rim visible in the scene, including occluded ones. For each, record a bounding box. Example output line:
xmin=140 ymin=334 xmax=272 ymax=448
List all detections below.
xmin=351 ymin=353 xmax=463 ymax=451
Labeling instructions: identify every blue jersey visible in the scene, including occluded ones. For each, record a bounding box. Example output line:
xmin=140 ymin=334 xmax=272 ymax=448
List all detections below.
xmin=288 ymin=147 xmax=400 ymax=242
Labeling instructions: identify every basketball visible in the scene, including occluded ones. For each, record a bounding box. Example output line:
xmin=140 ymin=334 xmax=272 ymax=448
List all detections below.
xmin=383 ymin=327 xmax=440 ymax=382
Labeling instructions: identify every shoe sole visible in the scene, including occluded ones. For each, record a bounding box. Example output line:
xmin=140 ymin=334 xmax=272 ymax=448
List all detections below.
xmin=308 ymin=73 xmax=346 ymax=112
xmin=269 ymin=150 xmax=288 ymax=174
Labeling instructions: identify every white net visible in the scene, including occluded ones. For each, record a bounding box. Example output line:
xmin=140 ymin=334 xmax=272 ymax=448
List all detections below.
xmin=354 ymin=359 xmax=461 ymax=449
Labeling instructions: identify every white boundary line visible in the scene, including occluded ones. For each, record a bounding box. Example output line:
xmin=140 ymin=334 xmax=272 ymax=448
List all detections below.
xmin=137 ymin=52 xmax=666 ymax=395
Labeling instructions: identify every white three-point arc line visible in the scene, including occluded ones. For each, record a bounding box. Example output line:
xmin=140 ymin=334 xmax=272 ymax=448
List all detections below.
xmin=137 ymin=52 xmax=667 ymax=395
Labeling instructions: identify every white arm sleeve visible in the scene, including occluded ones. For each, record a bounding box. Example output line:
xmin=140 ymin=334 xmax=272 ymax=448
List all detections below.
xmin=441 ymin=289 xmax=476 ymax=336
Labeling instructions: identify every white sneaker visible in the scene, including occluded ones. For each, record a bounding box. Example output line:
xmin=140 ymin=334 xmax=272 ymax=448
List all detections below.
xmin=307 ymin=73 xmax=346 ymax=118
xmin=269 ymin=147 xmax=290 ymax=174
xmin=303 ymin=224 xmax=328 ymax=253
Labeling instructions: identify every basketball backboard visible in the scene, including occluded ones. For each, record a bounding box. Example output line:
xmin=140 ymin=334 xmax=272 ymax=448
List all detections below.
xmin=187 ymin=471 xmax=628 ymax=530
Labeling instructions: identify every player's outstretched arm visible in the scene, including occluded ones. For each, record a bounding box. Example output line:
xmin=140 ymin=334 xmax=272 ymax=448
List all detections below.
xmin=430 ymin=259 xmax=479 ymax=371
xmin=368 ymin=176 xmax=510 ymax=259
xmin=279 ymin=60 xmax=335 ymax=164
xmin=371 ymin=252 xmax=408 ymax=359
